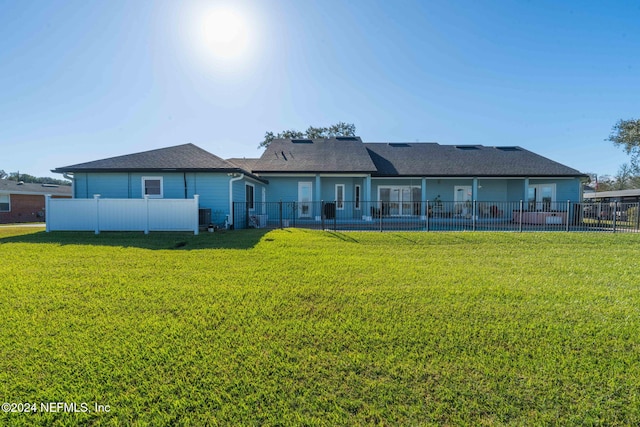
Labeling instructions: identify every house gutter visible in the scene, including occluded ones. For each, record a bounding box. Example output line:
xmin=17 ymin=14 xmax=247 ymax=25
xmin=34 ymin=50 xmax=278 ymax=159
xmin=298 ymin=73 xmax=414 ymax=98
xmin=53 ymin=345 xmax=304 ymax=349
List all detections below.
xmin=183 ymin=172 xmax=188 ymax=199
xmin=228 ymin=173 xmax=244 ymax=227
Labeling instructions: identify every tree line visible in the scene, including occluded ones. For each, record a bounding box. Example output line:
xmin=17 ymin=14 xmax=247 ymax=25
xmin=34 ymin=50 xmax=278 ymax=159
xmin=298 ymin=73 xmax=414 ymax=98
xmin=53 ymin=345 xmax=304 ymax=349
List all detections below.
xmin=0 ymin=170 xmax=71 ymax=186
xmin=259 ymin=122 xmax=356 ymax=148
xmin=592 ymin=118 xmax=640 ymax=191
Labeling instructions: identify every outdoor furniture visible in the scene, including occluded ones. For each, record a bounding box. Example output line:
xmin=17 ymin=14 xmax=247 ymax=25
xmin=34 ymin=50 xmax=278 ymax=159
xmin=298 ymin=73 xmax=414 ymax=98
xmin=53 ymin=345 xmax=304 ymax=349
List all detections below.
xmin=513 ymin=211 xmax=567 ymax=225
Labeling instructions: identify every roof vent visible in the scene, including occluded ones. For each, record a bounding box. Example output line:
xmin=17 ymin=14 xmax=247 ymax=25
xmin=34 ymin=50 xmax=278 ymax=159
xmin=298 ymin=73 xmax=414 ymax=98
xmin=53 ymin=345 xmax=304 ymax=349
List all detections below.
xmin=335 ymin=136 xmax=358 ymax=141
xmin=496 ymin=146 xmax=520 ymax=152
xmin=292 ymin=139 xmax=313 ymax=144
xmin=455 ymin=145 xmax=480 ymax=151
xmin=388 ymin=143 xmax=410 ymax=147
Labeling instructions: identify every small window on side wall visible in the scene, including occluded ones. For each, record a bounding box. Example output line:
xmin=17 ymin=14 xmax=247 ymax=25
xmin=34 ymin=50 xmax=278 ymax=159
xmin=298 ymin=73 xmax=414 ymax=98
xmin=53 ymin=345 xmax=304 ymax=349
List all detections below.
xmin=142 ymin=177 xmax=163 ymax=198
xmin=246 ymin=184 xmax=255 ymax=210
xmin=335 ymin=184 xmax=345 ymax=210
xmin=0 ymin=194 xmax=10 ymax=212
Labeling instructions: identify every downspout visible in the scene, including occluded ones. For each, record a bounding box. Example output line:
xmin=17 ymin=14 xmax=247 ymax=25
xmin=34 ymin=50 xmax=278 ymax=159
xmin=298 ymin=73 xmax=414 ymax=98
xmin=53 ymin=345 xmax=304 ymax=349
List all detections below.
xmin=228 ymin=173 xmax=245 ymax=227
xmin=184 ymin=172 xmax=188 ymax=199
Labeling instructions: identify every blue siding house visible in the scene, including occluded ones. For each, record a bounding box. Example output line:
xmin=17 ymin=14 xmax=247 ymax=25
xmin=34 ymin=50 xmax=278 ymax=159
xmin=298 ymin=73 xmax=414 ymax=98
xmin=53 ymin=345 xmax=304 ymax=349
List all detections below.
xmin=53 ymin=144 xmax=267 ymax=228
xmin=251 ymin=137 xmax=584 ymax=221
xmin=53 ymin=138 xmax=585 ymax=228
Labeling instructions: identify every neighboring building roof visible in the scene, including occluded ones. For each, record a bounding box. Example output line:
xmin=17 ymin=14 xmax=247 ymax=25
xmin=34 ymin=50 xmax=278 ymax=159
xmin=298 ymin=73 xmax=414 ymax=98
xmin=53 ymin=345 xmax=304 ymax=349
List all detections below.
xmin=227 ymin=158 xmax=261 ymax=172
xmin=583 ymin=189 xmax=640 ymax=200
xmin=253 ymin=137 xmax=378 ymax=174
xmin=52 ymin=143 xmax=266 ymax=182
xmin=364 ymin=143 xmax=585 ymax=177
xmin=0 ymin=179 xmax=72 ymax=196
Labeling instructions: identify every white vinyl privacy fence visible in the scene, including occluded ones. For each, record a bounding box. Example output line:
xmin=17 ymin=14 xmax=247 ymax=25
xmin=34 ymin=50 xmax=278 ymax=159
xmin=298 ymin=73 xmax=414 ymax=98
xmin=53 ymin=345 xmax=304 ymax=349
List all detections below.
xmin=46 ymin=195 xmax=200 ymax=234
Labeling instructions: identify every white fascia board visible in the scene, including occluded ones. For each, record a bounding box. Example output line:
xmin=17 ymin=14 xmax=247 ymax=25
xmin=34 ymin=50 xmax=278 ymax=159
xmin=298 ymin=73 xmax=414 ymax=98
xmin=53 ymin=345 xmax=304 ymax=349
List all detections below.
xmin=256 ymin=173 xmax=318 ymax=178
xmin=258 ymin=173 xmax=370 ymax=178
xmin=371 ymin=176 xmax=576 ymax=181
xmin=318 ymin=173 xmax=370 ymax=178
xmin=242 ymin=175 xmax=266 ymax=185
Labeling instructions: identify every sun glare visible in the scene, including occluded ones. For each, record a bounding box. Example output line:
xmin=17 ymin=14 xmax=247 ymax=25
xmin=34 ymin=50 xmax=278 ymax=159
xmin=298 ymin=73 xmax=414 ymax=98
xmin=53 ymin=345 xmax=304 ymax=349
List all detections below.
xmin=192 ymin=4 xmax=253 ymax=67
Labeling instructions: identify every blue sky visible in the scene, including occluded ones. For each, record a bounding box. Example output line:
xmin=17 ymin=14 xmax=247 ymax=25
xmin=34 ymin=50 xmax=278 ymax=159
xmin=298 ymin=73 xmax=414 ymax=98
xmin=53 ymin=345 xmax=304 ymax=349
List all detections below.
xmin=1 ymin=0 xmax=639 ymax=179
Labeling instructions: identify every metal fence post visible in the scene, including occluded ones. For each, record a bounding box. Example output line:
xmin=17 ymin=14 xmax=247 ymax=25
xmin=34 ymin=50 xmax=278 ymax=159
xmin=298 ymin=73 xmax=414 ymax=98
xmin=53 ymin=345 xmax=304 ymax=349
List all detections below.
xmin=321 ymin=200 xmax=325 ymax=230
xmin=613 ymin=202 xmax=617 ymax=233
xmin=519 ymin=200 xmax=523 ymax=232
xmin=472 ymin=200 xmax=477 ymax=231
xmin=379 ymin=202 xmax=383 ymax=232
xmin=245 ymin=202 xmax=249 ymax=229
xmin=426 ymin=200 xmax=430 ymax=232
xmin=636 ymin=202 xmax=640 ymax=231
xmin=566 ymin=200 xmax=570 ymax=232
xmin=333 ymin=200 xmax=337 ymax=231
xmin=292 ymin=202 xmax=296 ymax=228
xmin=279 ymin=200 xmax=283 ymax=229
xmin=231 ymin=202 xmax=235 ymax=230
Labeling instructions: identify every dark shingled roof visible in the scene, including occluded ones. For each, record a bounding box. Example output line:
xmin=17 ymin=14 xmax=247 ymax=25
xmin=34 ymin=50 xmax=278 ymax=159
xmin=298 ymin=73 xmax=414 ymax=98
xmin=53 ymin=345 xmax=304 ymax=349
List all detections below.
xmin=53 ymin=143 xmax=267 ymax=182
xmin=52 ymin=140 xmax=585 ymax=181
xmin=364 ymin=143 xmax=584 ymax=177
xmin=253 ymin=138 xmax=378 ymax=173
xmin=226 ymin=158 xmax=261 ymax=172
xmin=53 ymin=144 xmax=238 ymax=172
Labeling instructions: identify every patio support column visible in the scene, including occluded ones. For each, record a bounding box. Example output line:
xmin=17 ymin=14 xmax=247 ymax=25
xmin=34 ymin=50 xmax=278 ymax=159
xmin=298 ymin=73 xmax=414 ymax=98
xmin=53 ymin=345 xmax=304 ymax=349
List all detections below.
xmin=472 ymin=178 xmax=479 ymax=219
xmin=524 ymin=178 xmax=530 ymax=204
xmin=315 ymin=174 xmax=321 ymax=221
xmin=421 ymin=178 xmax=427 ymax=219
xmin=364 ymin=175 xmax=372 ymax=221
xmin=472 ymin=178 xmax=479 ymax=200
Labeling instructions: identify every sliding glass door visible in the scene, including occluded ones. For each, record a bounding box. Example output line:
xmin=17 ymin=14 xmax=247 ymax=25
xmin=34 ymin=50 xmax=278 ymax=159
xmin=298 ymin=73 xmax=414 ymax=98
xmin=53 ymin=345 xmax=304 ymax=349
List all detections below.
xmin=528 ymin=184 xmax=556 ymax=211
xmin=379 ymin=186 xmax=420 ymax=216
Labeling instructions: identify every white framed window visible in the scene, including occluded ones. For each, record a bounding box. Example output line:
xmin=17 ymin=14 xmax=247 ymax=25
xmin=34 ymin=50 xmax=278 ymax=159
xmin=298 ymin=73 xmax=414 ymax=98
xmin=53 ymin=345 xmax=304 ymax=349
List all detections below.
xmin=0 ymin=194 xmax=10 ymax=212
xmin=335 ymin=184 xmax=345 ymax=210
xmin=354 ymin=185 xmax=361 ymax=210
xmin=246 ymin=183 xmax=255 ymax=210
xmin=142 ymin=177 xmax=163 ymax=198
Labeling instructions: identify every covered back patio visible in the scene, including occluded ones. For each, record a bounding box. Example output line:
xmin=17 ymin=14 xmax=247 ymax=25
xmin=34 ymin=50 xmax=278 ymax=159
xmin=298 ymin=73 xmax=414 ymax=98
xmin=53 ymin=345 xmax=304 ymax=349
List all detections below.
xmin=232 ymin=198 xmax=640 ymax=233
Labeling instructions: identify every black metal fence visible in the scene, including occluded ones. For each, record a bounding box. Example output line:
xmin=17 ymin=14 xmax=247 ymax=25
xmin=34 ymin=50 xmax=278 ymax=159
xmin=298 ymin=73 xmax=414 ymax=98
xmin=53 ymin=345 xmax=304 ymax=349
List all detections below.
xmin=232 ymin=200 xmax=640 ymax=233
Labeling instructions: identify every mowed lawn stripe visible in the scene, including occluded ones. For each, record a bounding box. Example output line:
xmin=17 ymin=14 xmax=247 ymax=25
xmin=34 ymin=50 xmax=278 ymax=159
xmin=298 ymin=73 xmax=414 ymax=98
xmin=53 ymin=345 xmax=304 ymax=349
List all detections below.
xmin=1 ymin=228 xmax=639 ymax=426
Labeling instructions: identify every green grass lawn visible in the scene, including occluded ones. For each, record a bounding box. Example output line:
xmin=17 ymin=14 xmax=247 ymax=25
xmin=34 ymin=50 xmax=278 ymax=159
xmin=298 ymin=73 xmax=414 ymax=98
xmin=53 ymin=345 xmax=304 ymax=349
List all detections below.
xmin=1 ymin=228 xmax=639 ymax=426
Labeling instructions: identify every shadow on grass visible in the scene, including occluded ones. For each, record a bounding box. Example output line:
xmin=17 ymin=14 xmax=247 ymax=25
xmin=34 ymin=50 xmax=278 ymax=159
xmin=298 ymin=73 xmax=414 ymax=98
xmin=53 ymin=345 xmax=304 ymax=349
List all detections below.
xmin=0 ymin=228 xmax=271 ymax=250
xmin=325 ymin=231 xmax=359 ymax=243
